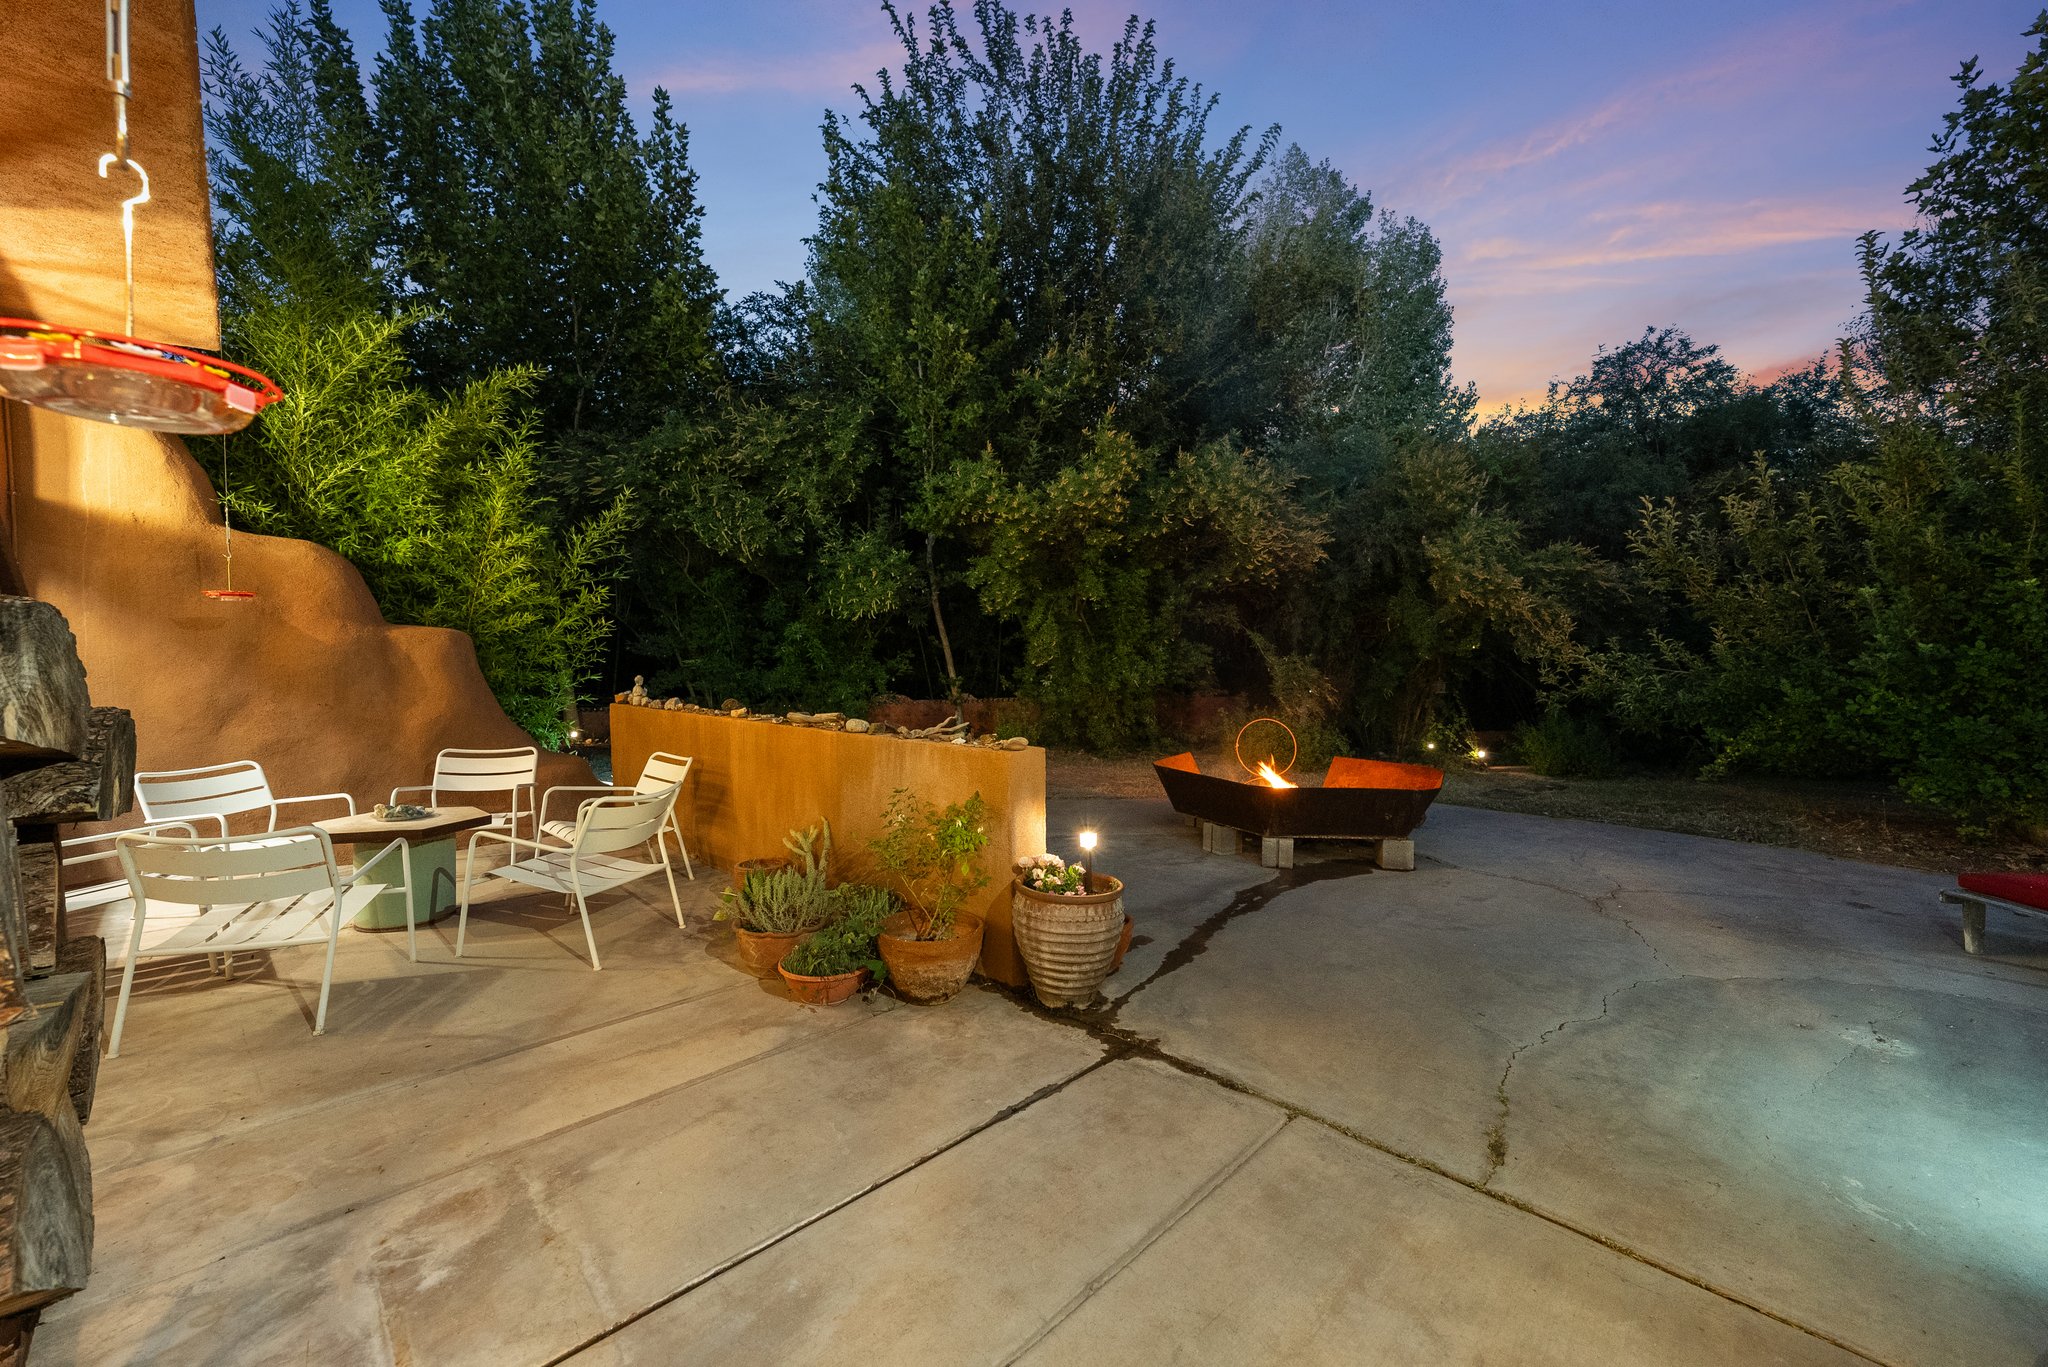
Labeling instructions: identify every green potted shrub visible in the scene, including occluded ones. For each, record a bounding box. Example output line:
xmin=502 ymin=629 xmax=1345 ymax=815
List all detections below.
xmin=717 ymin=821 xmax=832 ymax=977
xmin=777 ymin=885 xmax=890 ymax=1004
xmin=867 ymin=790 xmax=991 ymax=1003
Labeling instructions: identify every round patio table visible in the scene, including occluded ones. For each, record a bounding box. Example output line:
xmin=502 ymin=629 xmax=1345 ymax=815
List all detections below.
xmin=315 ymin=806 xmax=493 ymax=931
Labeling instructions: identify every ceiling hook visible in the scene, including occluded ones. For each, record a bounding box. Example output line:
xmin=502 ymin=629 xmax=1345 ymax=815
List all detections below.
xmin=96 ymin=153 xmax=150 ymax=335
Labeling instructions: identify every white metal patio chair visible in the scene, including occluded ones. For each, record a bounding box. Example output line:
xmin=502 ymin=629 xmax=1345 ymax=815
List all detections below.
xmin=391 ymin=746 xmax=538 ymax=841
xmin=136 ymin=760 xmax=357 ymax=835
xmin=109 ymin=827 xmax=415 ymax=1056
xmin=538 ymin=750 xmax=695 ymax=881
xmin=456 ymin=783 xmax=684 ymax=970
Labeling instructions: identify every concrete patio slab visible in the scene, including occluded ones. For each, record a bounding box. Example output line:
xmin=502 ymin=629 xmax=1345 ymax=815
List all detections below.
xmin=1102 ymin=798 xmax=2048 ymax=1366
xmin=1020 ymin=1118 xmax=1864 ymax=1366
xmin=573 ymin=1058 xmax=1283 ymax=1365
xmin=38 ymin=799 xmax=2047 ymax=1365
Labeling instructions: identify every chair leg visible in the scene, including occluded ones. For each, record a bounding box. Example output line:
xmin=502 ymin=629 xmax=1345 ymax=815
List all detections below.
xmin=313 ymin=929 xmax=341 ymax=1036
xmin=456 ymin=848 xmax=478 ymax=958
xmin=108 ymin=950 xmax=142 ymax=1059
xmin=669 ymin=816 xmax=694 ymax=880
xmin=659 ymin=846 xmax=684 ymax=929
xmin=573 ymin=886 xmax=602 ymax=970
xmin=401 ymin=843 xmax=417 ymax=964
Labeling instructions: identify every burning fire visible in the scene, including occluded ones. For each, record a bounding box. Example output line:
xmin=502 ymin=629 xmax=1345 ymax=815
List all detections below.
xmin=1255 ymin=759 xmax=1296 ymax=789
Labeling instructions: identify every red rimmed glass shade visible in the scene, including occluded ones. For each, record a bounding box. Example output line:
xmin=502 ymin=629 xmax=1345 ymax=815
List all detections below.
xmin=0 ymin=318 xmax=282 ymax=435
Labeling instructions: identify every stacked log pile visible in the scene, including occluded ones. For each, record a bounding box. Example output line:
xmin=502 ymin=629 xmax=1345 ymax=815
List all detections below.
xmin=615 ymin=678 xmax=1033 ymax=751
xmin=0 ymin=596 xmax=128 ymax=1363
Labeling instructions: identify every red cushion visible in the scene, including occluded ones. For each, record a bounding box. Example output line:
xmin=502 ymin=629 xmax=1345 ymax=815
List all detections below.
xmin=1957 ymin=871 xmax=2048 ymax=909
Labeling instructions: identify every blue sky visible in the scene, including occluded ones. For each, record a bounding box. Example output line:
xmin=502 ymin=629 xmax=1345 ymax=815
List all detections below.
xmin=197 ymin=0 xmax=2042 ymax=411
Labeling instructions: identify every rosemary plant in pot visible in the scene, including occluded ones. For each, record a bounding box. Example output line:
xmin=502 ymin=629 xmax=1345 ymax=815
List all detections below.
xmin=778 ymin=886 xmax=890 ymax=1005
xmin=716 ymin=822 xmax=832 ymax=977
xmin=867 ymin=790 xmax=991 ymax=1003
xmin=1011 ymin=853 xmax=1125 ymax=1007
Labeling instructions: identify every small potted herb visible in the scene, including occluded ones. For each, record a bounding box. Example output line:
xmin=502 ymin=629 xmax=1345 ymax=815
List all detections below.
xmin=716 ymin=821 xmax=832 ymax=976
xmin=867 ymin=790 xmax=991 ymax=1003
xmin=778 ymin=886 xmax=890 ymax=1004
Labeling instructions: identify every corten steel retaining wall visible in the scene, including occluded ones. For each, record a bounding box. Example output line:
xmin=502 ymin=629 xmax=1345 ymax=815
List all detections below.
xmin=613 ymin=706 xmax=1048 ymax=987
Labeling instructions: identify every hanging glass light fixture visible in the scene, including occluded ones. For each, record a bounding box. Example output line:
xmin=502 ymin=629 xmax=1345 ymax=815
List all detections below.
xmin=0 ymin=0 xmax=283 ymax=434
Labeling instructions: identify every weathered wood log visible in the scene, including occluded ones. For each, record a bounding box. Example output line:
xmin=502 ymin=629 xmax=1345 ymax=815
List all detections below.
xmin=0 ymin=821 xmax=25 ymax=1027
xmin=3 ymin=710 xmax=135 ymax=826
xmin=0 ymin=1305 xmax=35 ymax=1367
xmin=52 ymin=938 xmax=102 ymax=1127
xmin=0 ymin=965 xmax=98 ymax=1322
xmin=0 ymin=600 xmax=87 ymax=776
xmin=8 ymin=845 xmax=54 ymax=980
xmin=0 ymin=1111 xmax=89 ymax=1320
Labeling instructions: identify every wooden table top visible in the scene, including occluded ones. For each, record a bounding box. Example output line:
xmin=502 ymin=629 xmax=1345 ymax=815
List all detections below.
xmin=314 ymin=806 xmax=493 ymax=844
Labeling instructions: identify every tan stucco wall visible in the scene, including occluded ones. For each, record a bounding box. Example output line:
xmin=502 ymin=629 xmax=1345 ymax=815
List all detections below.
xmin=0 ymin=0 xmax=588 ymax=821
xmin=613 ymin=706 xmax=1048 ymax=986
xmin=5 ymin=406 xmax=590 ymax=819
xmin=0 ymin=0 xmax=219 ymax=347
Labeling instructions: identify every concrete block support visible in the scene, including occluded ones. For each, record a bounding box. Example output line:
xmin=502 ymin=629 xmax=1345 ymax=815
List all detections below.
xmin=1259 ymin=836 xmax=1294 ymax=870
xmin=1376 ymin=838 xmax=1416 ymax=871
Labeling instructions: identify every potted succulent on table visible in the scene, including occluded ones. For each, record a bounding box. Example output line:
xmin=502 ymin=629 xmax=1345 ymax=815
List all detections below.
xmin=777 ymin=886 xmax=890 ymax=1005
xmin=1011 ymin=852 xmax=1125 ymax=1008
xmin=867 ymin=790 xmax=991 ymax=1003
xmin=716 ymin=822 xmax=832 ymax=977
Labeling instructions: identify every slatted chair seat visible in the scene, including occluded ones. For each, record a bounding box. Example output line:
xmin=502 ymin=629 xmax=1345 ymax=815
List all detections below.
xmin=536 ymin=750 xmax=694 ymax=878
xmin=110 ymin=826 xmax=415 ymax=1056
xmin=458 ymin=782 xmax=685 ymax=969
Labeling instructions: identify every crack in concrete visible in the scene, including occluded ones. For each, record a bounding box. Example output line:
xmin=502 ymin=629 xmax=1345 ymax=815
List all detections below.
xmin=1480 ymin=974 xmax=1665 ymax=1186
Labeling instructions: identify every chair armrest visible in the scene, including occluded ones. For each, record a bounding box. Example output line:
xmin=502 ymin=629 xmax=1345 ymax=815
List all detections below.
xmin=389 ymin=784 xmax=434 ymax=805
xmin=339 ymin=836 xmax=410 ymax=888
xmin=275 ymin=791 xmax=358 ymax=818
xmin=60 ymin=819 xmax=202 ymax=867
xmin=466 ymin=828 xmax=564 ymax=857
xmin=538 ymin=784 xmax=626 ymax=828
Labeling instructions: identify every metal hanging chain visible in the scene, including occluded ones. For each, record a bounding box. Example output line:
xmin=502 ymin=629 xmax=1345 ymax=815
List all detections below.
xmin=98 ymin=0 xmax=150 ymax=335
xmin=219 ymin=435 xmax=235 ymax=592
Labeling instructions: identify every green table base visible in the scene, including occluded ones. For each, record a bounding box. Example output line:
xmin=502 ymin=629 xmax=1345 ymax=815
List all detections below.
xmin=351 ymin=835 xmax=460 ymax=931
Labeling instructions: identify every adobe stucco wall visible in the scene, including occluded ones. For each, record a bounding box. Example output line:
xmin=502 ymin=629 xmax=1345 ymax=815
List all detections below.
xmin=0 ymin=0 xmax=587 ymax=819
xmin=4 ymin=408 xmax=589 ymax=816
xmin=613 ymin=706 xmax=1048 ymax=986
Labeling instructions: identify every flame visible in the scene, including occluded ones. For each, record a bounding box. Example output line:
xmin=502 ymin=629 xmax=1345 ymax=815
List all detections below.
xmin=1256 ymin=760 xmax=1296 ymax=789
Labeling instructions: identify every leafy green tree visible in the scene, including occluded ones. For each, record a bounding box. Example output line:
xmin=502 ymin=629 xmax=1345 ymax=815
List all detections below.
xmin=373 ymin=0 xmax=723 ymax=510
xmin=203 ymin=3 xmax=627 ymax=743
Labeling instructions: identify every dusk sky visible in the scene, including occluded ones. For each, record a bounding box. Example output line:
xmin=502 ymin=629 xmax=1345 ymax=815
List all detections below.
xmin=200 ymin=0 xmax=2042 ymax=412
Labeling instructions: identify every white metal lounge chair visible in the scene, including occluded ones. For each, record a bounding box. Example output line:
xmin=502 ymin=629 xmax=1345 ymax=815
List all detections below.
xmin=391 ymin=746 xmax=538 ymax=841
xmin=136 ymin=759 xmax=356 ymax=835
xmin=456 ymin=783 xmax=684 ymax=970
xmin=109 ymin=826 xmax=414 ymax=1056
xmin=537 ymin=750 xmax=694 ymax=880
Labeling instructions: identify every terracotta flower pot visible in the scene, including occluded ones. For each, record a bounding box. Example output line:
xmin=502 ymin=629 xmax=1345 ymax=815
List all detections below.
xmin=733 ymin=925 xmax=807 ymax=979
xmin=1010 ymin=874 xmax=1126 ymax=1008
xmin=732 ymin=856 xmax=788 ymax=891
xmin=776 ymin=961 xmax=869 ymax=1005
xmin=877 ymin=911 xmax=984 ymax=1004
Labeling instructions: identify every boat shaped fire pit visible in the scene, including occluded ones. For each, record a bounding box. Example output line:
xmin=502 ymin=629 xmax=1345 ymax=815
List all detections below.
xmin=1153 ymin=751 xmax=1442 ymax=871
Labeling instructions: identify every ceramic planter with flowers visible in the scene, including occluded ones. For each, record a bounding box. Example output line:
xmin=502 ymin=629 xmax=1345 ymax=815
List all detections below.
xmin=1011 ymin=853 xmax=1126 ymax=1007
xmin=868 ymin=790 xmax=990 ymax=1003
